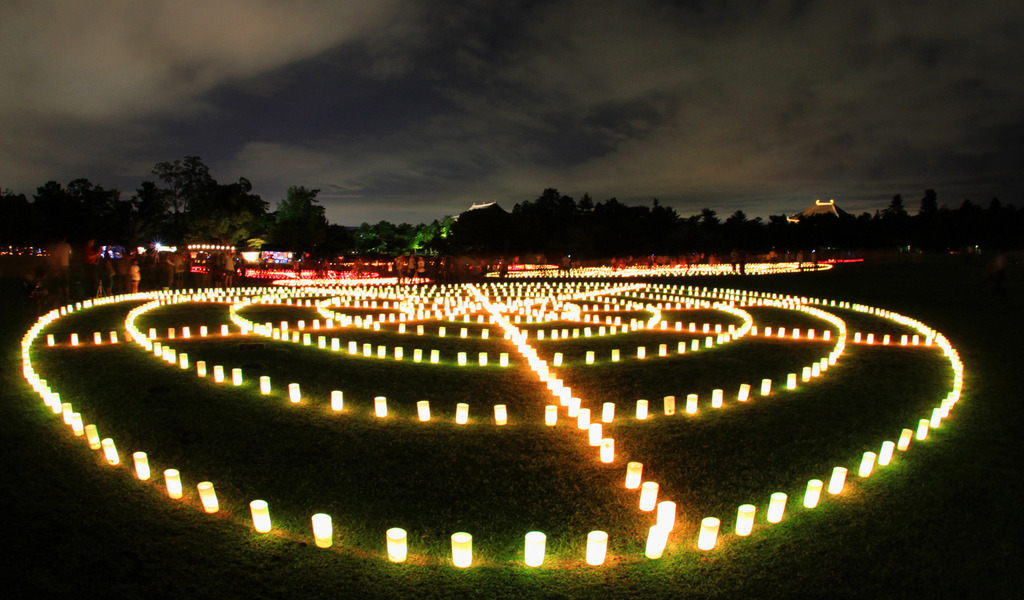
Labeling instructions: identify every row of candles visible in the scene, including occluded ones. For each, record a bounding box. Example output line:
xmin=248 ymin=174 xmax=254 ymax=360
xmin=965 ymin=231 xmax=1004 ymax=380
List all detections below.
xmin=20 ymin=281 xmax=962 ymax=564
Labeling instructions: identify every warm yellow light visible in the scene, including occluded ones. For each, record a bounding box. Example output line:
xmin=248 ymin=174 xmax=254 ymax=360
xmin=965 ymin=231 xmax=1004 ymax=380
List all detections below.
xmin=663 ymin=395 xmax=676 ymax=415
xmin=545 ymin=405 xmax=557 ymax=426
xmin=878 ymin=441 xmax=895 ymax=466
xmin=600 ymin=438 xmax=614 ymax=463
xmin=553 ymin=352 xmax=563 ymax=366
xmin=84 ymin=421 xmax=100 ymax=446
xmin=132 ymin=451 xmax=151 ymax=480
xmin=586 ymin=531 xmax=608 ymax=565
xmin=636 ymin=399 xmax=648 ymax=420
xmin=197 ymin=481 xmax=219 ymax=513
xmin=915 ymin=418 xmax=929 ymax=440
xmin=93 ymin=331 xmax=102 ymax=344
xmin=586 ymin=351 xmax=595 ymax=364
xmin=611 ymin=349 xmax=620 ymax=362
xmin=70 ymin=413 xmax=84 ymax=436
xmin=500 ymin=352 xmax=509 ymax=366
xmin=588 ymin=423 xmax=602 ymax=446
xmin=330 ymin=390 xmax=344 ymax=411
xmin=637 ymin=346 xmax=646 ymax=359
xmin=101 ymin=438 xmax=119 ymax=465
xmin=738 ymin=383 xmax=750 ymax=401
xmin=494 ymin=404 xmax=507 ymax=425
xmin=197 ymin=361 xmax=207 ymax=377
xmin=451 ymin=532 xmax=473 ymax=567
xmin=656 ymin=500 xmax=677 ymax=530
xmin=524 ymin=531 xmax=546 ymax=567
xmin=787 ymin=373 xmax=796 ymax=390
xmin=430 ymin=350 xmax=439 ymax=363
xmin=804 ymin=479 xmax=823 ymax=508
xmin=626 ymin=462 xmax=643 ymax=489
xmin=645 ymin=525 xmax=670 ymax=559
xmin=179 ymin=353 xmax=188 ymax=369
xmin=375 ymin=396 xmax=388 ymax=417
xmin=386 ymin=527 xmax=407 ymax=563
xmin=478 ymin=352 xmax=487 ymax=366
xmin=697 ymin=517 xmax=720 ymax=551
xmin=250 ymin=500 xmax=272 ymax=533
xmin=760 ymin=379 xmax=772 ymax=396
xmin=736 ymin=504 xmax=756 ymax=535
xmin=288 ymin=383 xmax=301 ymax=403
xmin=458 ymin=352 xmax=467 ymax=366
xmin=164 ymin=469 xmax=182 ymax=499
xmin=456 ymin=403 xmax=469 ymax=424
xmin=639 ymin=481 xmax=659 ymax=511
xmin=859 ymin=451 xmax=877 ymax=477
xmin=417 ymin=400 xmax=431 ymax=422
xmin=828 ymin=467 xmax=847 ymax=495
xmin=46 ymin=334 xmax=54 ymax=346
xmin=767 ymin=492 xmax=787 ymax=523
xmin=711 ymin=389 xmax=723 ymax=408
xmin=602 ymin=402 xmax=615 ymax=423
xmin=259 ymin=376 xmax=271 ymax=395
xmin=686 ymin=394 xmax=698 ymax=414
xmin=230 ymin=368 xmax=242 ymax=386
xmin=312 ymin=513 xmax=333 ymax=548
xmin=897 ymin=428 xmax=913 ymax=451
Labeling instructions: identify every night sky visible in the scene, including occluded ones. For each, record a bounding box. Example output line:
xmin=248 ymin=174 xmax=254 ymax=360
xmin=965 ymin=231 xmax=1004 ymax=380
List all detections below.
xmin=2 ymin=0 xmax=1022 ymax=225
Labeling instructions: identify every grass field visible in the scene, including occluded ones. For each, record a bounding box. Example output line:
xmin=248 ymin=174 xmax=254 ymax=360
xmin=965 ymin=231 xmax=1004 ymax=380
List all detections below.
xmin=1 ymin=256 xmax=1021 ymax=599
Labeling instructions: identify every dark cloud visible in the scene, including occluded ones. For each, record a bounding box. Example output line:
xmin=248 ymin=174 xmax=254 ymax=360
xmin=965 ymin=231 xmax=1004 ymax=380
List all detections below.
xmin=2 ymin=0 xmax=1022 ymax=225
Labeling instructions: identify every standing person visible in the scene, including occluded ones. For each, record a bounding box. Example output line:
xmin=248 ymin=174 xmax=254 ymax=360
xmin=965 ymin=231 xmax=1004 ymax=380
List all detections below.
xmin=84 ymin=239 xmax=102 ymax=296
xmin=51 ymin=237 xmax=72 ymax=300
xmin=416 ymin=254 xmax=426 ymax=282
xmin=101 ymin=251 xmax=116 ymax=296
xmin=129 ymin=258 xmax=141 ymax=293
xmin=394 ymin=253 xmax=407 ymax=285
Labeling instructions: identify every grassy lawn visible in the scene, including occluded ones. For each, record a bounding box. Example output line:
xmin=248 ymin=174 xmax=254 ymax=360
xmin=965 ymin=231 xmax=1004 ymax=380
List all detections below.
xmin=1 ymin=256 xmax=1021 ymax=599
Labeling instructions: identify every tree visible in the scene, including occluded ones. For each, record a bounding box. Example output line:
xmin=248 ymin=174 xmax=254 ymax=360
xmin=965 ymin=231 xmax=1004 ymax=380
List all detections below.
xmin=152 ymin=156 xmax=215 ymax=215
xmin=269 ymin=186 xmax=328 ymax=252
xmin=883 ymin=194 xmax=907 ymax=219
xmin=919 ymin=189 xmax=938 ymax=215
xmin=185 ymin=177 xmax=269 ymax=245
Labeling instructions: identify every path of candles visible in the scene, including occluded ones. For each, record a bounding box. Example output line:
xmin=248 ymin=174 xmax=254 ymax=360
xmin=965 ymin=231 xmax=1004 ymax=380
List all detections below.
xmin=19 ymin=280 xmax=963 ymax=568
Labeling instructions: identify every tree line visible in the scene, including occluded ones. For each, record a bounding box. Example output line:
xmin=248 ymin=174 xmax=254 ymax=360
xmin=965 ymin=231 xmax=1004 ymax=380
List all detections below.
xmin=2 ymin=157 xmax=1020 ymax=257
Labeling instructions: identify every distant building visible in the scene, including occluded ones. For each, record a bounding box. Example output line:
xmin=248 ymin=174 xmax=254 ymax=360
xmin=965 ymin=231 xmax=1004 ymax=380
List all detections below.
xmin=461 ymin=202 xmax=508 ymax=217
xmin=787 ymin=199 xmax=848 ymax=223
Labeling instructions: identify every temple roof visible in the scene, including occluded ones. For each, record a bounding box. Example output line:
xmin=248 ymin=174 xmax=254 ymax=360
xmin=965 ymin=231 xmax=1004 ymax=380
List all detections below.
xmin=787 ymin=199 xmax=847 ymax=222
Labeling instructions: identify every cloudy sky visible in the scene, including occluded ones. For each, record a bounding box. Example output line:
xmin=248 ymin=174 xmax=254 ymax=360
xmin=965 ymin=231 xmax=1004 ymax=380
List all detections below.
xmin=2 ymin=0 xmax=1022 ymax=225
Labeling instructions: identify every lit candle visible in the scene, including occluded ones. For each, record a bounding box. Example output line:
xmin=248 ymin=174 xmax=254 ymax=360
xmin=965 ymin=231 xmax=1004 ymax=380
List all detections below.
xmin=417 ymin=400 xmax=431 ymax=422
xmin=767 ymin=492 xmax=788 ymax=523
xmin=386 ymin=528 xmax=407 ymax=563
xmin=639 ymin=481 xmax=659 ymax=511
xmin=736 ymin=504 xmax=756 ymax=535
xmin=196 ymin=361 xmax=207 ymax=377
xmin=602 ymin=402 xmax=615 ymax=423
xmin=312 ymin=513 xmax=333 ymax=548
xmin=250 ymin=500 xmax=272 ymax=533
xmin=828 ymin=467 xmax=847 ymax=495
xmin=697 ymin=517 xmax=720 ymax=551
xmin=636 ymin=399 xmax=648 ymax=420
xmin=686 ymin=394 xmax=698 ymax=414
xmin=586 ymin=531 xmax=608 ymax=565
xmin=494 ymin=404 xmax=507 ymax=426
xmin=331 ymin=390 xmax=344 ymax=411
xmin=656 ymin=500 xmax=677 ymax=530
xmin=375 ymin=396 xmax=388 ymax=417
xmin=897 ymin=428 xmax=913 ymax=451
xmin=197 ymin=481 xmax=219 ymax=513
xmin=456 ymin=403 xmax=469 ymax=424
xmin=588 ymin=423 xmax=602 ymax=446
xmin=164 ymin=469 xmax=182 ymax=499
xmin=84 ymin=421 xmax=100 ymax=446
xmin=600 ymin=438 xmax=614 ymax=463
xmin=451 ymin=532 xmax=473 ymax=567
xmin=545 ymin=405 xmax=557 ymax=426
xmin=878 ymin=441 xmax=895 ymax=466
xmin=663 ymin=395 xmax=676 ymax=415
xmin=132 ymin=451 xmax=151 ymax=480
xmin=288 ymin=383 xmax=301 ymax=403
xmin=577 ymin=408 xmax=591 ymax=430
xmin=626 ymin=462 xmax=643 ymax=489
xmin=101 ymin=438 xmax=119 ymax=465
xmin=915 ymin=418 xmax=929 ymax=440
xmin=804 ymin=479 xmax=823 ymax=508
xmin=738 ymin=383 xmax=750 ymax=402
xmin=524 ymin=531 xmax=546 ymax=567
xmin=858 ymin=451 xmax=877 ymax=477
xmin=260 ymin=376 xmax=271 ymax=394
xmin=760 ymin=378 xmax=772 ymax=396
xmin=787 ymin=373 xmax=796 ymax=390
xmin=232 ymin=368 xmax=242 ymax=386
xmin=645 ymin=525 xmax=670 ymax=559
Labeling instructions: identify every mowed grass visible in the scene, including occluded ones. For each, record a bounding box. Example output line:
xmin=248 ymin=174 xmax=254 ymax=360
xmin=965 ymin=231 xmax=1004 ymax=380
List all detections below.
xmin=2 ymin=256 xmax=1021 ymax=599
